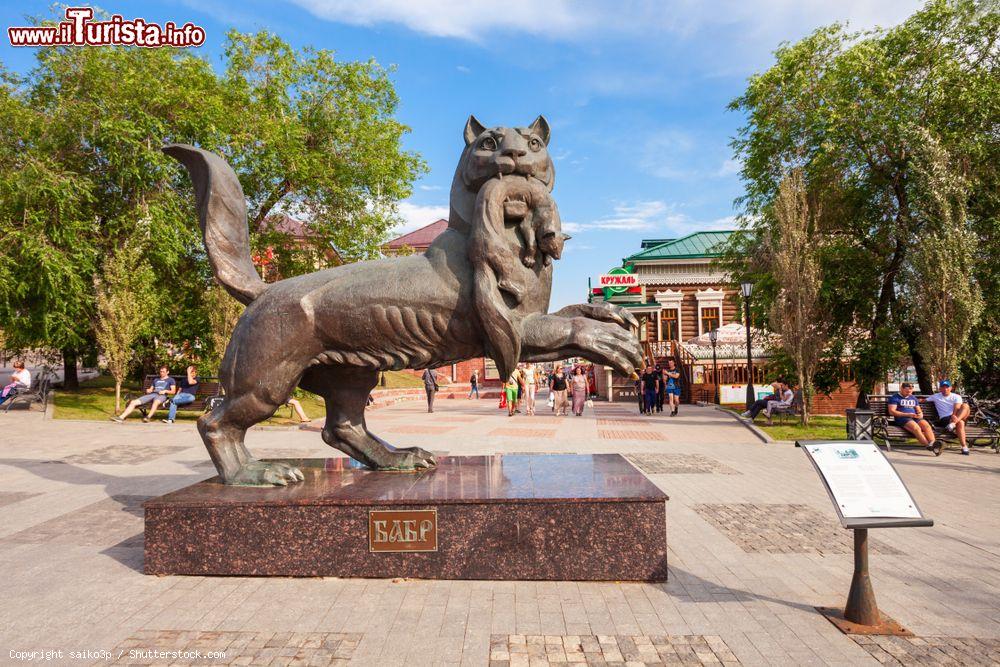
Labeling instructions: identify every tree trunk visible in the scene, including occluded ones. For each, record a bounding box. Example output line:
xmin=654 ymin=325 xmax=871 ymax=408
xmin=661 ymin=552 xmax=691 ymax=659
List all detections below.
xmin=799 ymin=370 xmax=810 ymax=427
xmin=857 ymin=237 xmax=908 ymax=408
xmin=901 ymin=324 xmax=933 ymax=394
xmin=62 ymin=348 xmax=79 ymax=390
xmin=115 ymin=380 xmax=122 ymax=413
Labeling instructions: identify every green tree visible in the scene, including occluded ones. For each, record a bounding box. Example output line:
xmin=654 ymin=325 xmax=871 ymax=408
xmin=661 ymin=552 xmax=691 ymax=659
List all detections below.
xmin=95 ymin=241 xmax=156 ymax=411
xmin=0 ymin=18 xmax=425 ymax=386
xmin=767 ymin=170 xmax=827 ymax=426
xmin=203 ymin=283 xmax=244 ymax=370
xmin=726 ymin=0 xmax=998 ymax=401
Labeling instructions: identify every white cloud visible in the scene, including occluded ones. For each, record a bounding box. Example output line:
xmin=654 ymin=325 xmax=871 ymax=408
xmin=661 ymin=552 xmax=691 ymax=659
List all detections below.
xmin=456 ymin=65 xmax=471 ymax=73
xmin=288 ymin=0 xmax=588 ymax=41
xmin=418 ymin=184 xmax=443 ymax=191
xmin=394 ymin=201 xmax=449 ymax=235
xmin=288 ymin=0 xmax=922 ymax=48
xmin=717 ymin=158 xmax=742 ymax=177
xmin=571 ymin=201 xmax=739 ymax=236
xmin=580 ymin=200 xmax=687 ymax=231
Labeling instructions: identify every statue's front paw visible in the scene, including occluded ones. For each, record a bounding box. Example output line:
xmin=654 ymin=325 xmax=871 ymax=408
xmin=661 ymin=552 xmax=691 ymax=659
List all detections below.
xmin=554 ymin=302 xmax=638 ymax=331
xmin=227 ymin=460 xmax=305 ymax=487
xmin=574 ymin=320 xmax=644 ymax=377
xmin=395 ymin=446 xmax=437 ymax=470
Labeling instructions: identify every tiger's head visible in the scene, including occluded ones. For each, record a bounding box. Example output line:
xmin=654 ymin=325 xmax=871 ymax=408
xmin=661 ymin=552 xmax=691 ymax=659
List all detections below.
xmin=448 ymin=115 xmax=554 ymax=233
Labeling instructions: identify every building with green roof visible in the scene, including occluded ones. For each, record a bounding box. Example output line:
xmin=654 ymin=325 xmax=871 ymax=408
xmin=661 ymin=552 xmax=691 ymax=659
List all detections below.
xmin=591 ymin=230 xmax=737 ymax=345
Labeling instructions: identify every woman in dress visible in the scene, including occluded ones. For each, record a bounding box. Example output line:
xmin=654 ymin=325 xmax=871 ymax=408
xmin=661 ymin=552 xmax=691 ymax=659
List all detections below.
xmin=549 ymin=367 xmax=569 ymax=416
xmin=522 ymin=363 xmax=537 ymax=415
xmin=570 ymin=366 xmax=589 ymax=416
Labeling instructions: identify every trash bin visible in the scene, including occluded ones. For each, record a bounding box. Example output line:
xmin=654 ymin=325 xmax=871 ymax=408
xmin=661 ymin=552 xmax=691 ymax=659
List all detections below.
xmin=846 ymin=408 xmax=874 ymax=440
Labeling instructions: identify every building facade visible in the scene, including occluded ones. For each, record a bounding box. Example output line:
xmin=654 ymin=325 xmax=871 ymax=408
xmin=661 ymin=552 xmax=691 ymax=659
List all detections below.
xmin=591 ymin=231 xmax=739 ymax=346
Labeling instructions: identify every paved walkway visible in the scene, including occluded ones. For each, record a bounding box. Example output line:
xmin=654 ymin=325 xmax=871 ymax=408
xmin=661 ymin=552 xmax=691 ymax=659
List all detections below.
xmin=1 ymin=395 xmax=999 ymax=665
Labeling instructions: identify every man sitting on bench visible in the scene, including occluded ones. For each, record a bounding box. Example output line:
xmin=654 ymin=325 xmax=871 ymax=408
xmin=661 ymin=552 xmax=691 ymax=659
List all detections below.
xmin=112 ymin=365 xmax=176 ymax=423
xmin=925 ymin=379 xmax=971 ymax=456
xmin=888 ymin=382 xmax=941 ymax=455
xmin=162 ymin=365 xmax=199 ymax=424
xmin=742 ymin=380 xmax=781 ymax=421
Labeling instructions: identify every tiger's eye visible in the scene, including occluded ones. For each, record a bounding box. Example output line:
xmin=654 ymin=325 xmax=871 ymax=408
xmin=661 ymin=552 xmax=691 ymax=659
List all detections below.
xmin=481 ymin=137 xmax=497 ymax=151
xmin=529 ymin=138 xmax=542 ymax=151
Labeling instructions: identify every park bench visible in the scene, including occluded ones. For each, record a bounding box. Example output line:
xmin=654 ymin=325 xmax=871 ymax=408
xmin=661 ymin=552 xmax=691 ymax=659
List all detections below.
xmin=767 ymin=389 xmax=803 ymax=425
xmin=867 ymin=394 xmax=999 ymax=452
xmin=1 ymin=371 xmax=54 ymax=413
xmin=125 ymin=375 xmax=221 ymax=418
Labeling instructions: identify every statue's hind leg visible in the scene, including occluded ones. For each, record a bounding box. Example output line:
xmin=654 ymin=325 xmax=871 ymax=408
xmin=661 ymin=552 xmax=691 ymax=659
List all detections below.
xmin=197 ymin=388 xmax=305 ymax=487
xmin=301 ymin=365 xmax=437 ymax=470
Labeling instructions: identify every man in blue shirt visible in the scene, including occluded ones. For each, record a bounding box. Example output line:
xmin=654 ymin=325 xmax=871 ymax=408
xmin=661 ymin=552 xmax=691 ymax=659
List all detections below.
xmin=887 ymin=382 xmax=940 ymax=455
xmin=112 ymin=366 xmax=176 ymax=423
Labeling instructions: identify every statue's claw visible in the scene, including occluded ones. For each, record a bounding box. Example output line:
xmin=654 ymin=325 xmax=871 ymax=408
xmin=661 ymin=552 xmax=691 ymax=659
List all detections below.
xmin=228 ymin=460 xmax=304 ymax=487
xmin=571 ymin=318 xmax=644 ymax=378
xmin=396 ymin=446 xmax=437 ymax=470
xmin=553 ymin=302 xmax=638 ymax=331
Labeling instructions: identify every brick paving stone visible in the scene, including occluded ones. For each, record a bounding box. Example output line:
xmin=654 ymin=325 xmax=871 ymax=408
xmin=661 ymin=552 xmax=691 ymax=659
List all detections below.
xmin=384 ymin=424 xmax=457 ymax=434
xmin=107 ymin=630 xmax=361 ymax=665
xmin=694 ymin=503 xmax=902 ymax=554
xmin=626 ymin=453 xmax=740 ymax=475
xmin=851 ymin=634 xmax=1000 ymax=665
xmin=57 ymin=444 xmax=187 ymax=465
xmin=596 ymin=418 xmax=649 ymax=425
xmin=0 ymin=491 xmax=40 ymax=508
xmin=489 ymin=427 xmax=557 ymax=438
xmin=433 ymin=416 xmax=484 ymax=422
xmin=5 ymin=399 xmax=1000 ymax=665
xmin=598 ymin=429 xmax=668 ymax=441
xmin=490 ymin=634 xmax=740 ymax=665
xmin=2 ymin=494 xmax=148 ymax=547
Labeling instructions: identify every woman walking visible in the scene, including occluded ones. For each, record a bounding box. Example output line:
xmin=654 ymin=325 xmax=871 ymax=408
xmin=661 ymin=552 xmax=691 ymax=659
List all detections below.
xmin=550 ymin=367 xmax=569 ymax=416
xmin=570 ymin=366 xmax=589 ymax=416
xmin=664 ymin=359 xmax=682 ymax=416
xmin=522 ymin=363 xmax=537 ymax=415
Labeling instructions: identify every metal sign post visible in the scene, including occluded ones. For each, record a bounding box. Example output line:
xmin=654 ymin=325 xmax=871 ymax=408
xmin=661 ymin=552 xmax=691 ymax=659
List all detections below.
xmin=797 ymin=440 xmax=933 ymax=635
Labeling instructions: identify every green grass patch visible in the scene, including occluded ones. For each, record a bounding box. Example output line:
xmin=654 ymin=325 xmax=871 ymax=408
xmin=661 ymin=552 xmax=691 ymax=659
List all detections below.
xmin=379 ymin=371 xmax=424 ymax=388
xmin=723 ymin=408 xmax=848 ymax=441
xmin=53 ymin=375 xmax=326 ymax=425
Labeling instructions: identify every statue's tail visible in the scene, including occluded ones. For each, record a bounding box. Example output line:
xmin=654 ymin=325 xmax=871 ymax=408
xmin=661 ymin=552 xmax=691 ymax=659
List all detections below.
xmin=163 ymin=144 xmax=267 ymax=306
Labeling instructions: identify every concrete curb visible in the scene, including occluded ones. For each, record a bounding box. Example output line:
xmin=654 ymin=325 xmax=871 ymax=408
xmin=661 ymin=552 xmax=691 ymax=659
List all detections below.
xmin=704 ymin=403 xmax=773 ymax=443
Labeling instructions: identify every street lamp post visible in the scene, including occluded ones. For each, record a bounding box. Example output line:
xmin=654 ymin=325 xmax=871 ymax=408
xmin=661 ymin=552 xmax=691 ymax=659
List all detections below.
xmin=709 ymin=328 xmax=720 ymax=405
xmin=741 ymin=281 xmax=755 ymax=411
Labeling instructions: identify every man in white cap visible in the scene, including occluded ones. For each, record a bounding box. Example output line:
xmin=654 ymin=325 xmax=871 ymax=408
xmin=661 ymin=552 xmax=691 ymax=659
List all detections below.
xmin=924 ymin=380 xmax=972 ymax=455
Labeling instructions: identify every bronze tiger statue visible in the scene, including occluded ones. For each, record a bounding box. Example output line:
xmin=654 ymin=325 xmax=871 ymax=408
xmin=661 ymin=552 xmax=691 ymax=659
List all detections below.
xmin=164 ymin=115 xmax=643 ymax=486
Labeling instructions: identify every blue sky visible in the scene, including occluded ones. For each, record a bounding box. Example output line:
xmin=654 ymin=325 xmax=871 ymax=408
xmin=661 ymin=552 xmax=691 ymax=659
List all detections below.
xmin=1 ymin=0 xmax=922 ymax=309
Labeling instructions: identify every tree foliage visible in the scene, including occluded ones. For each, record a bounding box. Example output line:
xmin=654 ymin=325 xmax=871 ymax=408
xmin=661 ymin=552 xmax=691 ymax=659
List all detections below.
xmin=203 ymin=283 xmax=244 ymax=369
xmin=0 ymin=18 xmax=424 ymax=379
xmin=724 ymin=0 xmax=998 ymax=398
xmin=95 ymin=241 xmax=156 ymax=411
xmin=768 ymin=170 xmax=827 ymax=425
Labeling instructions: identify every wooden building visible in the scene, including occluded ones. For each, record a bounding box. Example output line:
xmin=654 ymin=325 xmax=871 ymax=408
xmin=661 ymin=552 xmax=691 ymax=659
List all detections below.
xmin=591 ymin=231 xmax=739 ymax=345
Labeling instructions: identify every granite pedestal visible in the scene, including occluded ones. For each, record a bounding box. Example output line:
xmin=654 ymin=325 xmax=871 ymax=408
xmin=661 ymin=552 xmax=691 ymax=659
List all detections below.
xmin=144 ymin=453 xmax=669 ymax=581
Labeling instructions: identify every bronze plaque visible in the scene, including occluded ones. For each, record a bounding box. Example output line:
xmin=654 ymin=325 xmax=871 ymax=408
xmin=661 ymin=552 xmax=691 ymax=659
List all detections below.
xmin=369 ymin=509 xmax=438 ymax=553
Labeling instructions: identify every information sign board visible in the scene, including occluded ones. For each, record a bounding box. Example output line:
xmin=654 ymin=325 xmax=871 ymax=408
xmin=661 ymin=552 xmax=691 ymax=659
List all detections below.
xmin=798 ymin=440 xmax=932 ymax=529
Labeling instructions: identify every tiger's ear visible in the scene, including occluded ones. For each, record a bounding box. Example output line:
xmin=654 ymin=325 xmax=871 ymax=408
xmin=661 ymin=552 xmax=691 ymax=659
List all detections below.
xmin=464 ymin=115 xmax=487 ymax=145
xmin=529 ymin=115 xmax=550 ymax=146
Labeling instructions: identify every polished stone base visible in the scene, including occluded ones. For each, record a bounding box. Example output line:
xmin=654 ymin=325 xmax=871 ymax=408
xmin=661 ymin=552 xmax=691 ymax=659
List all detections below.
xmin=144 ymin=454 xmax=669 ymax=581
